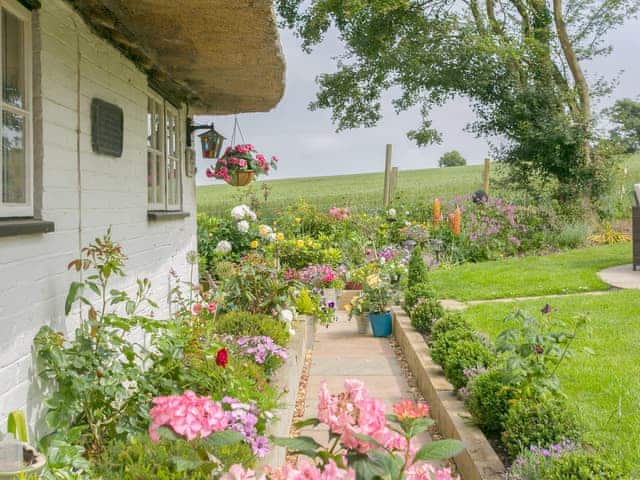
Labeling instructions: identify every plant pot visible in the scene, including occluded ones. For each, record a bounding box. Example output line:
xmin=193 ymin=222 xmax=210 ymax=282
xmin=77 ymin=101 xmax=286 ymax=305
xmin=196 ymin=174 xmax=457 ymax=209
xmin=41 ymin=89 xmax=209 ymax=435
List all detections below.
xmin=226 ymin=170 xmax=255 ymax=187
xmin=0 ymin=444 xmax=46 ymax=479
xmin=322 ymin=288 xmax=339 ymax=309
xmin=356 ymin=315 xmax=370 ymax=335
xmin=368 ymin=311 xmax=393 ymax=337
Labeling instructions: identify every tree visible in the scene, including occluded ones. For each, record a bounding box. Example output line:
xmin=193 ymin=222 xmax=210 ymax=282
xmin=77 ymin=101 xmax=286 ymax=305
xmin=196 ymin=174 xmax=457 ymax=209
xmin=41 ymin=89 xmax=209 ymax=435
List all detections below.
xmin=276 ymin=0 xmax=640 ymax=201
xmin=607 ymin=98 xmax=640 ymax=153
xmin=439 ymin=151 xmax=467 ymax=168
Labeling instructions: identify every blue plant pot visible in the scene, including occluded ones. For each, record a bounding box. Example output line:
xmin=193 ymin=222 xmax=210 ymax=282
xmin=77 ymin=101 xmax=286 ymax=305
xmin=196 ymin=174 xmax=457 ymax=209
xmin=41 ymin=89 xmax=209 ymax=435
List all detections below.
xmin=368 ymin=311 xmax=393 ymax=337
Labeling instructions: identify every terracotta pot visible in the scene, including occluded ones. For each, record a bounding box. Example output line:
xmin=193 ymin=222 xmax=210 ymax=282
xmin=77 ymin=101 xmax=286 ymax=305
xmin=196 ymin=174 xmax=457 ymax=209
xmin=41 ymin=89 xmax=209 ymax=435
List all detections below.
xmin=226 ymin=170 xmax=255 ymax=187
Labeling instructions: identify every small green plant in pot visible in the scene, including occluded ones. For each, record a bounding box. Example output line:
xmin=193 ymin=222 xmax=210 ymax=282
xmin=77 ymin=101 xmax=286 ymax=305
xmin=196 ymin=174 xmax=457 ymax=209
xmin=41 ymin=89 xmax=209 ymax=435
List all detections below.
xmin=345 ymin=293 xmax=369 ymax=334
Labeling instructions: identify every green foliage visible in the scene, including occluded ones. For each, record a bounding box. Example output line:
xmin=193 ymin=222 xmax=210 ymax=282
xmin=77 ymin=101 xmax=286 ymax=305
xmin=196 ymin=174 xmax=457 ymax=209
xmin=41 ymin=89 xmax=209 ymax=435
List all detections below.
xmin=534 ymin=451 xmax=628 ymax=480
xmin=555 ymin=222 xmax=590 ymax=249
xmin=465 ymin=369 xmax=518 ymax=436
xmin=410 ymin=298 xmax=444 ymax=334
xmin=95 ymin=435 xmax=254 ymax=479
xmin=438 ymin=151 xmax=467 ymax=168
xmin=430 ymin=313 xmax=470 ymax=342
xmin=502 ymin=396 xmax=581 ymax=459
xmin=213 ymin=311 xmax=290 ymax=347
xmin=407 ymin=246 xmax=428 ymax=285
xmin=496 ymin=309 xmax=589 ymax=398
xmin=429 ymin=326 xmax=476 ymax=367
xmin=403 ymin=281 xmax=435 ymax=313
xmin=272 ymin=237 xmax=343 ymax=269
xmin=220 ymin=253 xmax=294 ymax=314
xmin=443 ymin=339 xmax=495 ymax=389
xmin=606 ymin=98 xmax=640 ymax=153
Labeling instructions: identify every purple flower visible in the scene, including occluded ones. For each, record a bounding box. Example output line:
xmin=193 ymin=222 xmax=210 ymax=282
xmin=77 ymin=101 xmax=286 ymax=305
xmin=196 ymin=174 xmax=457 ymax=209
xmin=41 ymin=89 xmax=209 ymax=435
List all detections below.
xmin=541 ymin=304 xmax=552 ymax=315
xmin=238 ymin=336 xmax=288 ymax=364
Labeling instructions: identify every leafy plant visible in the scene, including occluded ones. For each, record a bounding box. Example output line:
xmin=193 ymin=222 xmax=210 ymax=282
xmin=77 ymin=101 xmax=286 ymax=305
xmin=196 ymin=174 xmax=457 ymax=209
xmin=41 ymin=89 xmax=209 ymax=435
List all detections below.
xmin=443 ymin=339 xmax=494 ymax=389
xmin=407 ymin=246 xmax=428 ymax=285
xmin=403 ymin=282 xmax=435 ymax=314
xmin=410 ymin=298 xmax=444 ymax=334
xmin=465 ymin=369 xmax=518 ymax=436
xmin=587 ymin=223 xmax=630 ymax=245
xmin=496 ymin=308 xmax=590 ymax=398
xmin=429 ymin=326 xmax=476 ymax=367
xmin=501 ymin=396 xmax=581 ymax=459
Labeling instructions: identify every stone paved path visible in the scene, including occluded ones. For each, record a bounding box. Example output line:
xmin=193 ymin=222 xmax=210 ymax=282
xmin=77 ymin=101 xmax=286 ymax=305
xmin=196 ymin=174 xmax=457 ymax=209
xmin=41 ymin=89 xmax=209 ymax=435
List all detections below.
xmin=298 ymin=311 xmax=426 ymax=445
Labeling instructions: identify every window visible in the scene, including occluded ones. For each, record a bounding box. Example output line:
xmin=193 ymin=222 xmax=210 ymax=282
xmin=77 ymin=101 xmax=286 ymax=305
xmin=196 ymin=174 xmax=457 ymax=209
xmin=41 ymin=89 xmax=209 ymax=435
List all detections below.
xmin=0 ymin=0 xmax=31 ymax=218
xmin=147 ymin=94 xmax=182 ymax=211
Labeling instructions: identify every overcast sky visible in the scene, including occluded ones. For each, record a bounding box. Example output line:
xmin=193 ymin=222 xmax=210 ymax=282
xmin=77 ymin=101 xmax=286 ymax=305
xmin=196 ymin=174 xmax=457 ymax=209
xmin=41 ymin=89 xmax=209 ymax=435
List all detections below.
xmin=196 ymin=18 xmax=640 ymax=183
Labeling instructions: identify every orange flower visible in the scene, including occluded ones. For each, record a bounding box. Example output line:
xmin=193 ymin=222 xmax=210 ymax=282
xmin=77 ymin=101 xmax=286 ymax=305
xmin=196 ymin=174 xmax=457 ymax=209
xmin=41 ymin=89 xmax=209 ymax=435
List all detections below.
xmin=449 ymin=207 xmax=462 ymax=236
xmin=433 ymin=198 xmax=441 ymax=226
xmin=393 ymin=398 xmax=430 ymax=420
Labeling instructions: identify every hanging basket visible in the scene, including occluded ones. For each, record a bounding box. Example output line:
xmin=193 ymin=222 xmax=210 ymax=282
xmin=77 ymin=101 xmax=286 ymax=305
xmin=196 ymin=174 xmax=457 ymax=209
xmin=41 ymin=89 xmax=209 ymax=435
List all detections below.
xmin=226 ymin=170 xmax=255 ymax=187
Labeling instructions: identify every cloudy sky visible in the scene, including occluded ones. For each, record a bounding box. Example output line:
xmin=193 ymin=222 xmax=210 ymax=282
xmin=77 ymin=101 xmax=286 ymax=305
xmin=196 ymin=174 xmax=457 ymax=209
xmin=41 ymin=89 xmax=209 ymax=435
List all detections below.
xmin=196 ymin=16 xmax=640 ymax=183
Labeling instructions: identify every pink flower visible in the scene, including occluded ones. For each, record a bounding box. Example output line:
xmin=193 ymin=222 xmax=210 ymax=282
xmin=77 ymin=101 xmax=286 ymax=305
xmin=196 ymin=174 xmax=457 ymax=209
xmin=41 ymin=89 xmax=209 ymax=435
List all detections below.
xmin=220 ymin=465 xmax=259 ymax=480
xmin=149 ymin=390 xmax=229 ymax=442
xmin=265 ymin=459 xmax=354 ymax=480
xmin=406 ymin=464 xmax=459 ymax=480
xmin=205 ymin=168 xmax=215 ymax=178
xmin=191 ymin=303 xmax=203 ymax=315
xmin=207 ymin=302 xmax=217 ymax=314
xmin=271 ymin=155 xmax=279 ymax=163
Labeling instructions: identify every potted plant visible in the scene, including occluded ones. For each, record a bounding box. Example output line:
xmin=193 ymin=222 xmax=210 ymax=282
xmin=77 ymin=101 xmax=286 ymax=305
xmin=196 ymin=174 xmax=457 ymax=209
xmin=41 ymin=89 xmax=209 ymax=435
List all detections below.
xmin=206 ymin=144 xmax=278 ymax=187
xmin=298 ymin=265 xmax=344 ymax=308
xmin=345 ymin=293 xmax=369 ymax=334
xmin=0 ymin=412 xmax=46 ymax=479
xmin=362 ymin=273 xmax=395 ymax=337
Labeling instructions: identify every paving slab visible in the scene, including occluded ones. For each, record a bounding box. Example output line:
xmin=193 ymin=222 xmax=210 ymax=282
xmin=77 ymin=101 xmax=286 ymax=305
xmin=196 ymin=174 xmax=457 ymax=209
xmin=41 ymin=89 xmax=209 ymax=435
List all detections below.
xmin=598 ymin=264 xmax=640 ymax=289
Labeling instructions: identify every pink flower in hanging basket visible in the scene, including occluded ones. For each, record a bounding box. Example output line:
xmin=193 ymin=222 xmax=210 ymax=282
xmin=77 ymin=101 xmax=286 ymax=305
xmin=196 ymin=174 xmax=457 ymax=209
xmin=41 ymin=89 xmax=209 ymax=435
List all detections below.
xmin=210 ymin=143 xmax=279 ymax=186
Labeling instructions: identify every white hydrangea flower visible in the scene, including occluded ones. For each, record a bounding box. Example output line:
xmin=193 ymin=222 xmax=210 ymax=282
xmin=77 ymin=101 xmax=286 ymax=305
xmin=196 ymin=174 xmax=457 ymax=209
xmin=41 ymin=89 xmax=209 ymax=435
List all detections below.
xmin=387 ymin=208 xmax=397 ymax=218
xmin=266 ymin=232 xmax=277 ymax=243
xmin=237 ymin=220 xmax=250 ymax=233
xmin=279 ymin=309 xmax=294 ymax=323
xmin=231 ymin=204 xmax=255 ymax=221
xmin=215 ymin=240 xmax=232 ymax=254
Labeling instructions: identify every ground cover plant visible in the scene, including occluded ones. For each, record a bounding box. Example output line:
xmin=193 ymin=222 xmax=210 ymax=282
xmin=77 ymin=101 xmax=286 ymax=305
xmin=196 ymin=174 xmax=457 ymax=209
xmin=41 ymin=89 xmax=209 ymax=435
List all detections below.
xmin=460 ymin=290 xmax=640 ymax=475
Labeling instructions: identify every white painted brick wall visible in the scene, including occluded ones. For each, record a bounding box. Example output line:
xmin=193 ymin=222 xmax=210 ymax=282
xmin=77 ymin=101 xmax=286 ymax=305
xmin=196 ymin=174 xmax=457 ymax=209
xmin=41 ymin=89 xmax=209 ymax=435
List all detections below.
xmin=0 ymin=0 xmax=197 ymax=435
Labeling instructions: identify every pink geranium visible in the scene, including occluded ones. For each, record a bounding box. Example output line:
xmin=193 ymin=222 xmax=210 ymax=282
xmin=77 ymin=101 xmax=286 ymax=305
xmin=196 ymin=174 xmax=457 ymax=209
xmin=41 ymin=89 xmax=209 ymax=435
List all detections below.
xmin=317 ymin=379 xmax=404 ymax=453
xmin=149 ymin=390 xmax=229 ymax=442
xmin=329 ymin=206 xmax=350 ymax=220
xmin=264 ymin=458 xmax=354 ymax=480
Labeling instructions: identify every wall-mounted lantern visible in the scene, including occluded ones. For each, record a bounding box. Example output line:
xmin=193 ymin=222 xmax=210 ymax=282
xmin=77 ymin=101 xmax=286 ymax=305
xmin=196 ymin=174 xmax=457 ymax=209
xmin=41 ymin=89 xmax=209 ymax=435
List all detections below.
xmin=186 ymin=118 xmax=225 ymax=159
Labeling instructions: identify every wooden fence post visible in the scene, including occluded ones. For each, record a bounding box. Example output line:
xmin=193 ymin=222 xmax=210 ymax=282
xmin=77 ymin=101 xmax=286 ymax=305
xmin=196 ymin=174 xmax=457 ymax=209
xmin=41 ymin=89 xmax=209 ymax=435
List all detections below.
xmin=383 ymin=144 xmax=393 ymax=206
xmin=483 ymin=158 xmax=491 ymax=193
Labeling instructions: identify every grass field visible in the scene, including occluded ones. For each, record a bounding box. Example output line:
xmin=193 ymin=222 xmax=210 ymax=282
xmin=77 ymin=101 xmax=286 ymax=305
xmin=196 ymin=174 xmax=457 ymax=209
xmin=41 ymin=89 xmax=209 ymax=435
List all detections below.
xmin=461 ymin=290 xmax=640 ymax=474
xmin=430 ymin=243 xmax=631 ymax=301
xmin=197 ymin=165 xmax=485 ymax=217
xmin=197 ymin=154 xmax=640 ymax=217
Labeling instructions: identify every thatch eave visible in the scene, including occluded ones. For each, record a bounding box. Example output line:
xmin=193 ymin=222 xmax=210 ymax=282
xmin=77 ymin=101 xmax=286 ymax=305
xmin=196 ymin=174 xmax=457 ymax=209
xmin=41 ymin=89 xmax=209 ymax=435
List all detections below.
xmin=67 ymin=0 xmax=286 ymax=114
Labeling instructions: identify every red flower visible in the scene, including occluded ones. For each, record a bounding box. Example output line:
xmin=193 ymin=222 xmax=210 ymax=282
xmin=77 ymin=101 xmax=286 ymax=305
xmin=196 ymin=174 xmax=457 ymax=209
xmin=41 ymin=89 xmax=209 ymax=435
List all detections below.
xmin=216 ymin=348 xmax=228 ymax=368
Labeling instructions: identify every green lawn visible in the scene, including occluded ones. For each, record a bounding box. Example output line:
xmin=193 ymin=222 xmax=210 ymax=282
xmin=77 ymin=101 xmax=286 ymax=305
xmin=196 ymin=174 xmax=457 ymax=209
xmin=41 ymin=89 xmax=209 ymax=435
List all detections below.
xmin=461 ymin=290 xmax=640 ymax=474
xmin=197 ymin=165 xmax=484 ymax=217
xmin=430 ymin=243 xmax=631 ymax=301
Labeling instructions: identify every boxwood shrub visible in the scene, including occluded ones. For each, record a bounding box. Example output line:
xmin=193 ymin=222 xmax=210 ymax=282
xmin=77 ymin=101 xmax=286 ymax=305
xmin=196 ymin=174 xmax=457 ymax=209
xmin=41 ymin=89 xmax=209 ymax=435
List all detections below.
xmin=443 ymin=339 xmax=495 ymax=389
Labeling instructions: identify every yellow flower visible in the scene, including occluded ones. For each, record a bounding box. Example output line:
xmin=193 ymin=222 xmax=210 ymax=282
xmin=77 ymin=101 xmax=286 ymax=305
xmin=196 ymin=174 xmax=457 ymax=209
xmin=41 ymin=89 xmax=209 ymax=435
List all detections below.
xmin=366 ymin=274 xmax=381 ymax=288
xmin=296 ymin=239 xmax=305 ymax=248
xmin=307 ymin=239 xmax=313 ymax=247
xmin=344 ymin=304 xmax=353 ymax=313
xmin=250 ymin=240 xmax=259 ymax=249
xmin=295 ymin=217 xmax=302 ymax=224
xmin=259 ymin=225 xmax=269 ymax=237
xmin=277 ymin=232 xmax=285 ymax=241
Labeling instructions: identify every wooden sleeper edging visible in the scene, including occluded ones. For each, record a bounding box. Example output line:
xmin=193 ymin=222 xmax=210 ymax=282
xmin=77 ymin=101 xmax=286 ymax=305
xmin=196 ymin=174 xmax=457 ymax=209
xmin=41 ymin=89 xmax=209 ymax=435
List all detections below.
xmin=391 ymin=307 xmax=506 ymax=480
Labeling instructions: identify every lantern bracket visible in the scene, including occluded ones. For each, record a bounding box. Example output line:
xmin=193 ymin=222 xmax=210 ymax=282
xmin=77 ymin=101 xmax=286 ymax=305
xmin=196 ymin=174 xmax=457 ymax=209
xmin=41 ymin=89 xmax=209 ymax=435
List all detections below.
xmin=186 ymin=118 xmax=215 ymax=147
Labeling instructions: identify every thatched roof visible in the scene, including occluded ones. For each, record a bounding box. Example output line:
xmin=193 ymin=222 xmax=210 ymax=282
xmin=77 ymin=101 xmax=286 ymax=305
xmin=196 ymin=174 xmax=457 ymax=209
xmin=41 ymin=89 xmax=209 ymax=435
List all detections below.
xmin=68 ymin=0 xmax=286 ymax=114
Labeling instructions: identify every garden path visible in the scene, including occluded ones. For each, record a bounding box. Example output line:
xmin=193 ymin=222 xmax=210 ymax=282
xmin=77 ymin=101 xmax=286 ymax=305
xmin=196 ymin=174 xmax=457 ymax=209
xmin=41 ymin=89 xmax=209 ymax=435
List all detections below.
xmin=298 ymin=311 xmax=431 ymax=445
xmin=441 ymin=290 xmax=611 ymax=311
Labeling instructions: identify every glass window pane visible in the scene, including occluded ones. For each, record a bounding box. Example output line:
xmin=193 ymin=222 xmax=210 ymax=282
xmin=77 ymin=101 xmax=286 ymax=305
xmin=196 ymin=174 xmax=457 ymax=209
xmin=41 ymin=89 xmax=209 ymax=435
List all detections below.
xmin=147 ymin=150 xmax=154 ymax=203
xmin=2 ymin=111 xmax=26 ymax=204
xmin=2 ymin=9 xmax=24 ymax=109
xmin=155 ymin=153 xmax=165 ymax=204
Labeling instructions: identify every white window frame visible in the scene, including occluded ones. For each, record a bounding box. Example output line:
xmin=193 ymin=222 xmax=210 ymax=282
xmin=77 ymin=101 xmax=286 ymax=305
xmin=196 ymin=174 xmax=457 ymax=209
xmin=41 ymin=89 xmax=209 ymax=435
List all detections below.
xmin=147 ymin=92 xmax=182 ymax=212
xmin=0 ymin=0 xmax=32 ymax=218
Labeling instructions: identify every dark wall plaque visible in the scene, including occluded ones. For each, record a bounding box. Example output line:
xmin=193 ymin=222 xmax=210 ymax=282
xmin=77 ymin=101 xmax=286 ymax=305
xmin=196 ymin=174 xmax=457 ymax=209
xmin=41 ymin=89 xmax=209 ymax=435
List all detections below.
xmin=91 ymin=98 xmax=124 ymax=157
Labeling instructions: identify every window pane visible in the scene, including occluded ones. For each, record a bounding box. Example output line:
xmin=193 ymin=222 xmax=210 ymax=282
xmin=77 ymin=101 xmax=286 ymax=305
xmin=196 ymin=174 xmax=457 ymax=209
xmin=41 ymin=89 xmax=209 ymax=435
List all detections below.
xmin=155 ymin=152 xmax=165 ymax=204
xmin=2 ymin=9 xmax=24 ymax=109
xmin=147 ymin=150 xmax=154 ymax=203
xmin=2 ymin=111 xmax=26 ymax=203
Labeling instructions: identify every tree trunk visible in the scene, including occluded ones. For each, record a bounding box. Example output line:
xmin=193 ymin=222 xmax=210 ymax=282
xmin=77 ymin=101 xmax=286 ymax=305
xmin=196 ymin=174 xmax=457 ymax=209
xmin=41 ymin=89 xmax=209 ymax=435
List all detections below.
xmin=552 ymin=0 xmax=592 ymax=162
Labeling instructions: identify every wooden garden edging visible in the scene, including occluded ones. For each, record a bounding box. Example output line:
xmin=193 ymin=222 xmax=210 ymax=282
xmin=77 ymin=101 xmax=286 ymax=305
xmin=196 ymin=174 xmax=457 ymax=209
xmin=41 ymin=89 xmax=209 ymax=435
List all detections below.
xmin=258 ymin=315 xmax=315 ymax=471
xmin=391 ymin=307 xmax=506 ymax=480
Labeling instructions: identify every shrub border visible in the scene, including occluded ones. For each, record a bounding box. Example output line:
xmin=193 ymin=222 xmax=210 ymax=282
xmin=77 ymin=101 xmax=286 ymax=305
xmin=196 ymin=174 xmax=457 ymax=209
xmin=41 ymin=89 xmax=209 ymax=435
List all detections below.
xmin=392 ymin=307 xmax=505 ymax=480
